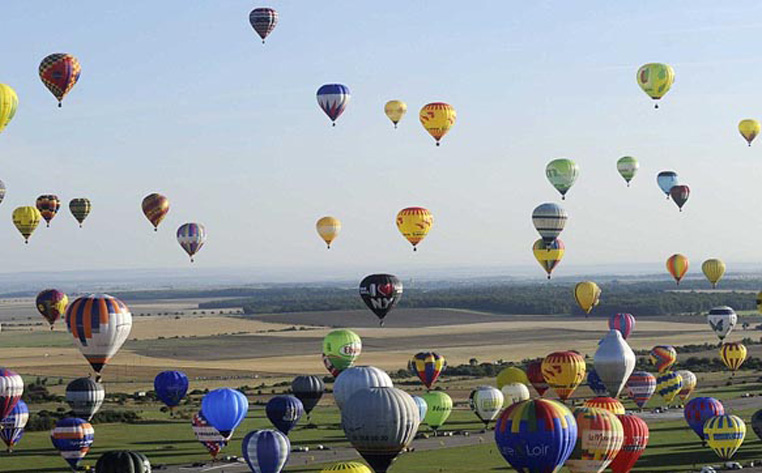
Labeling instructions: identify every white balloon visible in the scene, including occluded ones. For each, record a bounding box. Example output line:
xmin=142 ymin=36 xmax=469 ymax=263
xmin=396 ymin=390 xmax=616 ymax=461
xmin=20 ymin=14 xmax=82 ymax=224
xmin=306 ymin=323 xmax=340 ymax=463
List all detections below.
xmin=593 ymin=329 xmax=636 ymax=398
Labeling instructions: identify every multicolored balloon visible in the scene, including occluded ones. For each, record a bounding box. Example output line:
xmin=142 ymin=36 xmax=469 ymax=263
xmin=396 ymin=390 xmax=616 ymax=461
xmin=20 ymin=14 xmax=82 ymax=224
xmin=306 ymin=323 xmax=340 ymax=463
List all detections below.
xmin=532 ymin=238 xmax=564 ymax=279
xmin=69 ymin=198 xmax=91 ymax=228
xmin=191 ymin=410 xmax=227 ymax=459
xmin=649 ymin=345 xmax=677 ymax=373
xmin=526 ymin=359 xmax=549 ymax=396
xmin=266 ymin=395 xmax=304 ymax=435
xmin=242 ymin=429 xmax=290 ymax=473
xmin=333 ymin=366 xmax=393 ymax=409
xmin=154 ymin=371 xmax=189 ymax=411
xmin=0 ymin=369 xmax=23 ymax=424
xmin=609 ymin=313 xmax=635 ymax=339
xmin=322 ymin=329 xmax=362 ymax=377
xmin=66 ymin=378 xmax=104 ymax=421
xmin=316 ymin=216 xmax=341 ymax=249
xmin=657 ymin=171 xmax=679 ymax=198
xmin=0 ymin=400 xmax=27 ymax=452
xmin=396 ymin=206 xmax=433 ymax=251
xmin=566 ymin=407 xmax=624 ymax=473
xmin=51 ymin=418 xmax=94 ymax=470
xmin=708 ymin=306 xmax=737 ymax=342
xmin=142 ymin=193 xmax=169 ymax=231
xmin=574 ymin=281 xmax=601 ymax=315
xmin=39 ymin=53 xmax=81 ymax=107
xmin=719 ymin=342 xmax=747 ymax=372
xmin=359 ymin=274 xmax=402 ymax=325
xmin=494 ymin=399 xmax=577 ymax=473
xmin=249 ymin=7 xmax=278 ymax=43
xmin=616 ymin=156 xmax=639 ymax=187
xmin=625 ymin=371 xmax=656 ymax=409
xmin=36 ymin=289 xmax=69 ymax=329
xmin=702 ymin=259 xmax=726 ymax=288
xmin=532 ymin=203 xmax=568 ymax=248
xmin=583 ymin=397 xmax=625 ymax=415
xmin=201 ymin=388 xmax=248 ymax=438
xmin=65 ymin=294 xmax=133 ymax=377
xmin=384 ymin=100 xmax=407 ymax=128
xmin=421 ymin=391 xmax=452 ymax=432
xmin=12 ymin=206 xmax=42 ymax=244
xmin=317 ymin=84 xmax=350 ymax=126
xmin=177 ymin=223 xmax=206 ymax=262
xmin=670 ymin=185 xmax=690 ymax=212
xmin=655 ymin=371 xmax=682 ymax=403
xmin=542 ymin=351 xmax=586 ymax=401
xmin=684 ymin=397 xmax=724 ymax=442
xmin=676 ymin=370 xmax=697 ymax=401
xmin=35 ymin=194 xmax=60 ymax=227
xmin=739 ymin=119 xmax=760 ymax=146
xmin=636 ymin=63 xmax=675 ymax=108
xmin=704 ymin=415 xmax=746 ymax=460
xmin=609 ymin=414 xmax=649 ymax=473
xmin=469 ymin=385 xmax=504 ymax=428
xmin=408 ymin=352 xmax=446 ymax=389
xmin=545 ymin=158 xmax=579 ymax=199
xmin=666 ymin=254 xmax=689 ymax=285
xmin=419 ymin=102 xmax=456 ymax=146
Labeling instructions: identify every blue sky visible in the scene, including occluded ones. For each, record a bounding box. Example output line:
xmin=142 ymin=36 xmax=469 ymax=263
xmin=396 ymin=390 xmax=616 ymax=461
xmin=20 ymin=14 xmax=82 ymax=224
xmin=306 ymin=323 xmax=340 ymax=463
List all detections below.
xmin=2 ymin=1 xmax=762 ymax=281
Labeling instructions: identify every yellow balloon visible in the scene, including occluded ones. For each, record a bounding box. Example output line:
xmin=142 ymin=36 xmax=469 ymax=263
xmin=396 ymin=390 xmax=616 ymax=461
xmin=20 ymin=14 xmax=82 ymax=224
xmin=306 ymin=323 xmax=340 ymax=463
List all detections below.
xmin=0 ymin=84 xmax=18 ymax=134
xmin=532 ymin=238 xmax=564 ymax=279
xmin=316 ymin=216 xmax=341 ymax=249
xmin=574 ymin=281 xmax=601 ymax=315
xmin=719 ymin=342 xmax=747 ymax=372
xmin=396 ymin=207 xmax=433 ymax=251
xmin=320 ymin=462 xmax=373 ymax=473
xmin=496 ymin=366 xmax=529 ymax=389
xmin=739 ymin=119 xmax=760 ymax=146
xmin=384 ymin=100 xmax=407 ymax=128
xmin=419 ymin=102 xmax=456 ymax=146
xmin=542 ymin=351 xmax=586 ymax=401
xmin=705 ymin=414 xmax=746 ymax=461
xmin=757 ymin=290 xmax=762 ymax=315
xmin=12 ymin=206 xmax=42 ymax=244
xmin=636 ymin=63 xmax=675 ymax=107
xmin=701 ymin=258 xmax=726 ymax=289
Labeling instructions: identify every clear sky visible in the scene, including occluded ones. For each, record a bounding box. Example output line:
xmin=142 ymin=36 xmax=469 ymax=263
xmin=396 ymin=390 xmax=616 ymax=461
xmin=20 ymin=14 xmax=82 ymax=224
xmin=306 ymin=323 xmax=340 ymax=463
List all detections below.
xmin=2 ymin=1 xmax=762 ymax=281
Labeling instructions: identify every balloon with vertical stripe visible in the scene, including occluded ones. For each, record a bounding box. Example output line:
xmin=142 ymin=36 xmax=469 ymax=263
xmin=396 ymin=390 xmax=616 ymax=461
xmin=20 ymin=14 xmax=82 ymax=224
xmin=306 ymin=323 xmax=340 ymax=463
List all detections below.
xmin=177 ymin=223 xmax=206 ymax=262
xmin=609 ymin=313 xmax=635 ymax=340
xmin=676 ymin=370 xmax=697 ymax=401
xmin=0 ymin=84 xmax=18 ymax=134
xmin=50 ymin=418 xmax=94 ymax=470
xmin=0 ymin=400 xmax=28 ymax=452
xmin=584 ymin=397 xmax=625 ymax=415
xmin=36 ymin=194 xmax=60 ymax=227
xmin=69 ymin=198 xmax=91 ymax=227
xmin=317 ymin=84 xmax=350 ymax=126
xmin=408 ymin=352 xmax=446 ymax=389
xmin=36 ymin=289 xmax=69 ymax=329
xmin=566 ymin=407 xmax=624 ymax=473
xmin=704 ymin=414 xmax=746 ymax=460
xmin=666 ymin=254 xmax=689 ymax=284
xmin=542 ymin=351 xmax=586 ymax=401
xmin=609 ymin=414 xmax=649 ymax=473
xmin=242 ymin=429 xmax=290 ymax=473
xmin=702 ymin=259 xmax=726 ymax=288
xmin=320 ymin=462 xmax=372 ymax=473
xmin=719 ymin=342 xmax=747 ymax=372
xmin=0 ymin=369 xmax=23 ymax=421
xmin=39 ymin=53 xmax=81 ymax=107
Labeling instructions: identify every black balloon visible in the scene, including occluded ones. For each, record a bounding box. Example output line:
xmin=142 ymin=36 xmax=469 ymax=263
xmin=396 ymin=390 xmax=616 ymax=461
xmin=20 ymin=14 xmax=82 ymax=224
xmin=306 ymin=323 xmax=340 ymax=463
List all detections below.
xmin=752 ymin=409 xmax=762 ymax=441
xmin=291 ymin=375 xmax=324 ymax=417
xmin=359 ymin=274 xmax=403 ymax=326
xmin=95 ymin=450 xmax=151 ymax=473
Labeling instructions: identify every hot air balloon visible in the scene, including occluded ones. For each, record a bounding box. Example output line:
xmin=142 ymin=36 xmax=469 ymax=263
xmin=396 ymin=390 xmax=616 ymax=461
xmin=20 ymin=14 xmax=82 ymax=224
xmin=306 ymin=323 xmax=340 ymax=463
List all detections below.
xmin=574 ymin=281 xmax=601 ymax=315
xmin=177 ymin=223 xmax=206 ymax=262
xmin=154 ymin=371 xmax=189 ymax=412
xmin=12 ymin=206 xmax=42 ymax=243
xmin=625 ymin=371 xmax=656 ymax=409
xmin=758 ymin=290 xmax=762 ymax=315
xmin=412 ymin=395 xmax=427 ymax=423
xmin=666 ymin=254 xmax=689 ymax=285
xmin=36 ymin=289 xmax=68 ymax=329
xmin=69 ymin=198 xmax=91 ymax=228
xmin=266 ymin=395 xmax=304 ymax=435
xmin=242 ymin=429 xmax=290 ymax=473
xmin=322 ymin=329 xmax=362 ymax=377
xmin=66 ymin=378 xmax=104 ymax=421
xmin=708 ymin=306 xmax=737 ymax=342
xmin=655 ymin=371 xmax=682 ymax=403
xmin=532 ymin=238 xmax=564 ymax=279
xmin=321 ymin=462 xmax=372 ymax=473
xmin=35 ymin=194 xmax=60 ymax=227
xmin=51 ymin=418 xmax=94 ymax=470
xmin=0 ymin=369 xmax=23 ymax=421
xmin=341 ymin=387 xmax=419 ymax=473
xmin=384 ymin=100 xmax=407 ymax=128
xmin=739 ymin=119 xmax=760 ymax=146
xmin=566 ymin=407 xmax=624 ymax=473
xmin=317 ymin=84 xmax=350 ymax=126
xmin=719 ymin=342 xmax=747 ymax=372
xmin=542 ymin=351 xmax=586 ymax=401
xmin=527 ymin=359 xmax=549 ymax=396
xmin=636 ymin=63 xmax=675 ymax=108
xmin=421 ymin=391 xmax=452 ymax=433
xmin=191 ymin=410 xmax=228 ymax=459
xmin=142 ymin=193 xmax=169 ymax=231
xmin=649 ymin=345 xmax=677 ymax=373
xmin=333 ymin=366 xmax=393 ymax=409
xmin=546 ymin=158 xmax=579 ymax=200
xmin=704 ymin=414 xmax=746 ymax=460
xmin=501 ymin=382 xmax=530 ymax=407
xmin=617 ymin=156 xmax=639 ymax=187
xmin=39 ymin=53 xmax=81 ymax=107
xmin=316 ymin=216 xmax=341 ymax=249
xmin=495 ymin=399 xmax=577 ymax=473
xmin=291 ymin=375 xmax=324 ymax=420
xmin=496 ymin=366 xmax=530 ymax=389
xmin=95 ymin=451 xmax=151 ymax=473
xmin=609 ymin=313 xmax=635 ymax=339
xmin=359 ymin=274 xmax=402 ymax=325
xmin=609 ymin=414 xmax=649 ymax=473
xmin=0 ymin=400 xmax=28 ymax=452
xmin=469 ymin=386 xmax=504 ymax=428
xmin=676 ymin=370 xmax=697 ymax=401
xmin=201 ymin=388 xmax=248 ymax=438
xmin=583 ymin=397 xmax=625 ymax=415
xmin=593 ymin=329 xmax=636 ymax=398
xmin=751 ymin=409 xmax=762 ymax=441
xmin=701 ymin=259 xmax=726 ymax=289
xmin=65 ymin=294 xmax=132 ymax=378
xmin=396 ymin=207 xmax=433 ymax=251
xmin=408 ymin=352 xmax=446 ymax=389
xmin=0 ymin=180 xmax=6 ymax=205
xmin=670 ymin=185 xmax=690 ymax=212
xmin=684 ymin=397 xmax=724 ymax=443
xmin=657 ymin=171 xmax=679 ymax=198
xmin=532 ymin=203 xmax=568 ymax=248
xmin=249 ymin=7 xmax=278 ymax=43
xmin=0 ymin=84 xmax=18 ymax=134
xmin=419 ymin=102 xmax=456 ymax=146
xmin=587 ymin=369 xmax=609 ymax=397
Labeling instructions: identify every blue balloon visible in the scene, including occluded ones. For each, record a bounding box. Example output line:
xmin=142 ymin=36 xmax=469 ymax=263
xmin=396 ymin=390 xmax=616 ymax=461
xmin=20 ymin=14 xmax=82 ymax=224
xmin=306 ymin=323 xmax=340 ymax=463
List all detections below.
xmin=201 ymin=388 xmax=249 ymax=438
xmin=242 ymin=429 xmax=290 ymax=473
xmin=412 ymin=395 xmax=427 ymax=421
xmin=51 ymin=417 xmax=94 ymax=470
xmin=0 ymin=399 xmax=28 ymax=450
xmin=657 ymin=170 xmax=679 ymax=197
xmin=265 ymin=395 xmax=304 ymax=435
xmin=587 ymin=368 xmax=608 ymax=396
xmin=684 ymin=397 xmax=724 ymax=442
xmin=317 ymin=83 xmax=351 ymax=125
xmin=154 ymin=371 xmax=189 ymax=409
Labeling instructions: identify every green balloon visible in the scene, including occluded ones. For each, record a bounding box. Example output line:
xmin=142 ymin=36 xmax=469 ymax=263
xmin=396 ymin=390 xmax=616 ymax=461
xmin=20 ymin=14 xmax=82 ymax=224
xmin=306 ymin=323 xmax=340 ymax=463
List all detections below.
xmin=323 ymin=329 xmax=362 ymax=374
xmin=421 ymin=391 xmax=452 ymax=431
xmin=617 ymin=156 xmax=639 ymax=186
xmin=545 ymin=158 xmax=579 ymax=199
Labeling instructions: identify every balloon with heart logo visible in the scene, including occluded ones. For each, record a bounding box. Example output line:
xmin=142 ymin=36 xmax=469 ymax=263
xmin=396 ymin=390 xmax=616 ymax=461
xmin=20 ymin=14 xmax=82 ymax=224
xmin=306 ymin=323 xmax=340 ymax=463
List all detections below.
xmin=359 ymin=274 xmax=403 ymax=326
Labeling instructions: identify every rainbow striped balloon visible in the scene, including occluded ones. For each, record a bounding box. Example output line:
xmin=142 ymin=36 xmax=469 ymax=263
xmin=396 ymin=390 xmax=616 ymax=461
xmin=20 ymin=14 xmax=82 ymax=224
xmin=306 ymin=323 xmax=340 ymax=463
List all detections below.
xmin=609 ymin=313 xmax=635 ymax=339
xmin=649 ymin=345 xmax=677 ymax=373
xmin=704 ymin=414 xmax=746 ymax=460
xmin=626 ymin=371 xmax=656 ymax=408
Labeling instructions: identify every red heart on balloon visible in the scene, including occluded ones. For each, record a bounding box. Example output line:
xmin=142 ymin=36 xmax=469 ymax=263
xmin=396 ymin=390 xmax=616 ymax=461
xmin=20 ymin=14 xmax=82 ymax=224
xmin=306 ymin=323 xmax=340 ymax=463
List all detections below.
xmin=377 ymin=283 xmax=394 ymax=297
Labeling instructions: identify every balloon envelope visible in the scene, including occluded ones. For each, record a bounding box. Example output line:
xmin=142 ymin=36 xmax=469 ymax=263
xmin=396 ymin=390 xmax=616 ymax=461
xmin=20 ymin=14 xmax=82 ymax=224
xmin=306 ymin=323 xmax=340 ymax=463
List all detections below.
xmin=177 ymin=223 xmax=206 ymax=262
xmin=676 ymin=370 xmax=697 ymax=401
xmin=532 ymin=203 xmax=568 ymax=247
xmin=201 ymin=388 xmax=249 ymax=438
xmin=542 ymin=351 xmax=586 ymax=401
xmin=359 ymin=274 xmax=402 ymax=325
xmin=533 ymin=238 xmax=564 ymax=279
xmin=625 ymin=371 xmax=656 ymax=409
xmin=657 ymin=171 xmax=679 ymax=196
xmin=419 ymin=102 xmax=456 ymax=145
xmin=702 ymin=259 xmax=726 ymax=288
xmin=396 ymin=207 xmax=433 ymax=250
xmin=684 ymin=397 xmax=724 ymax=442
xmin=649 ymin=345 xmax=677 ymax=373
xmin=0 ymin=369 xmax=23 ymax=421
xmin=501 ymin=382 xmax=530 ymax=407
xmin=574 ymin=281 xmax=601 ymax=315
xmin=51 ymin=418 xmax=94 ymax=470
xmin=469 ymin=385 xmax=504 ymax=426
xmin=666 ymin=254 xmax=689 ymax=284
xmin=526 ymin=359 xmax=549 ymax=396
xmin=95 ymin=451 xmax=151 ymax=473
xmin=0 ymin=84 xmax=18 ymax=134
xmin=593 ymin=329 xmax=636 ymax=398
xmin=583 ymin=397 xmax=625 ymax=415
xmin=587 ymin=368 xmax=609 ymax=397
xmin=384 ymin=100 xmax=407 ymax=127
xmin=0 ymin=400 xmax=28 ymax=451
xmin=609 ymin=414 xmax=649 ymax=473
xmin=291 ymin=375 xmax=324 ymax=417
xmin=707 ymin=306 xmax=737 ymax=341
xmin=609 ymin=313 xmax=635 ymax=339
xmin=655 ymin=371 xmax=682 ymax=403
xmin=720 ymin=342 xmax=747 ymax=372
xmin=266 ymin=395 xmax=304 ymax=435
xmin=408 ymin=351 xmax=446 ymax=389
xmin=36 ymin=289 xmax=68 ymax=328
xmin=66 ymin=378 xmax=104 ymax=421
xmin=317 ymin=84 xmax=350 ymax=125
xmin=39 ymin=53 xmax=81 ymax=106
xmin=242 ymin=429 xmax=290 ymax=473
xmin=316 ymin=216 xmax=341 ymax=248
xmin=421 ymin=391 xmax=452 ymax=431
xmin=566 ymin=407 xmax=624 ymax=473
xmin=323 ymin=329 xmax=362 ymax=376
xmin=191 ymin=410 xmax=227 ymax=459
xmin=545 ymin=158 xmax=579 ymax=199
xmin=36 ymin=194 xmax=60 ymax=227
xmin=142 ymin=193 xmax=169 ymax=230
xmin=249 ymin=7 xmax=278 ymax=42
xmin=739 ymin=119 xmax=760 ymax=146
xmin=704 ymin=415 xmax=746 ymax=460
xmin=617 ymin=156 xmax=639 ymax=186
xmin=12 ymin=206 xmax=42 ymax=243
xmin=636 ymin=63 xmax=675 ymax=105
xmin=496 ymin=366 xmax=529 ymax=389
xmin=154 ymin=371 xmax=189 ymax=409
xmin=333 ymin=366 xmax=393 ymax=409
xmin=69 ymin=198 xmax=91 ymax=227
xmin=670 ymin=185 xmax=690 ymax=211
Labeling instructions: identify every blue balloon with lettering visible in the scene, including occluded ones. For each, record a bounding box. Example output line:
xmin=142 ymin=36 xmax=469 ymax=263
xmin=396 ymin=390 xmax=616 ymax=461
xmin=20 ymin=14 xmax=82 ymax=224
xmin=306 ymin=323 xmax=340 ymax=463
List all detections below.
xmin=266 ymin=395 xmax=304 ymax=435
